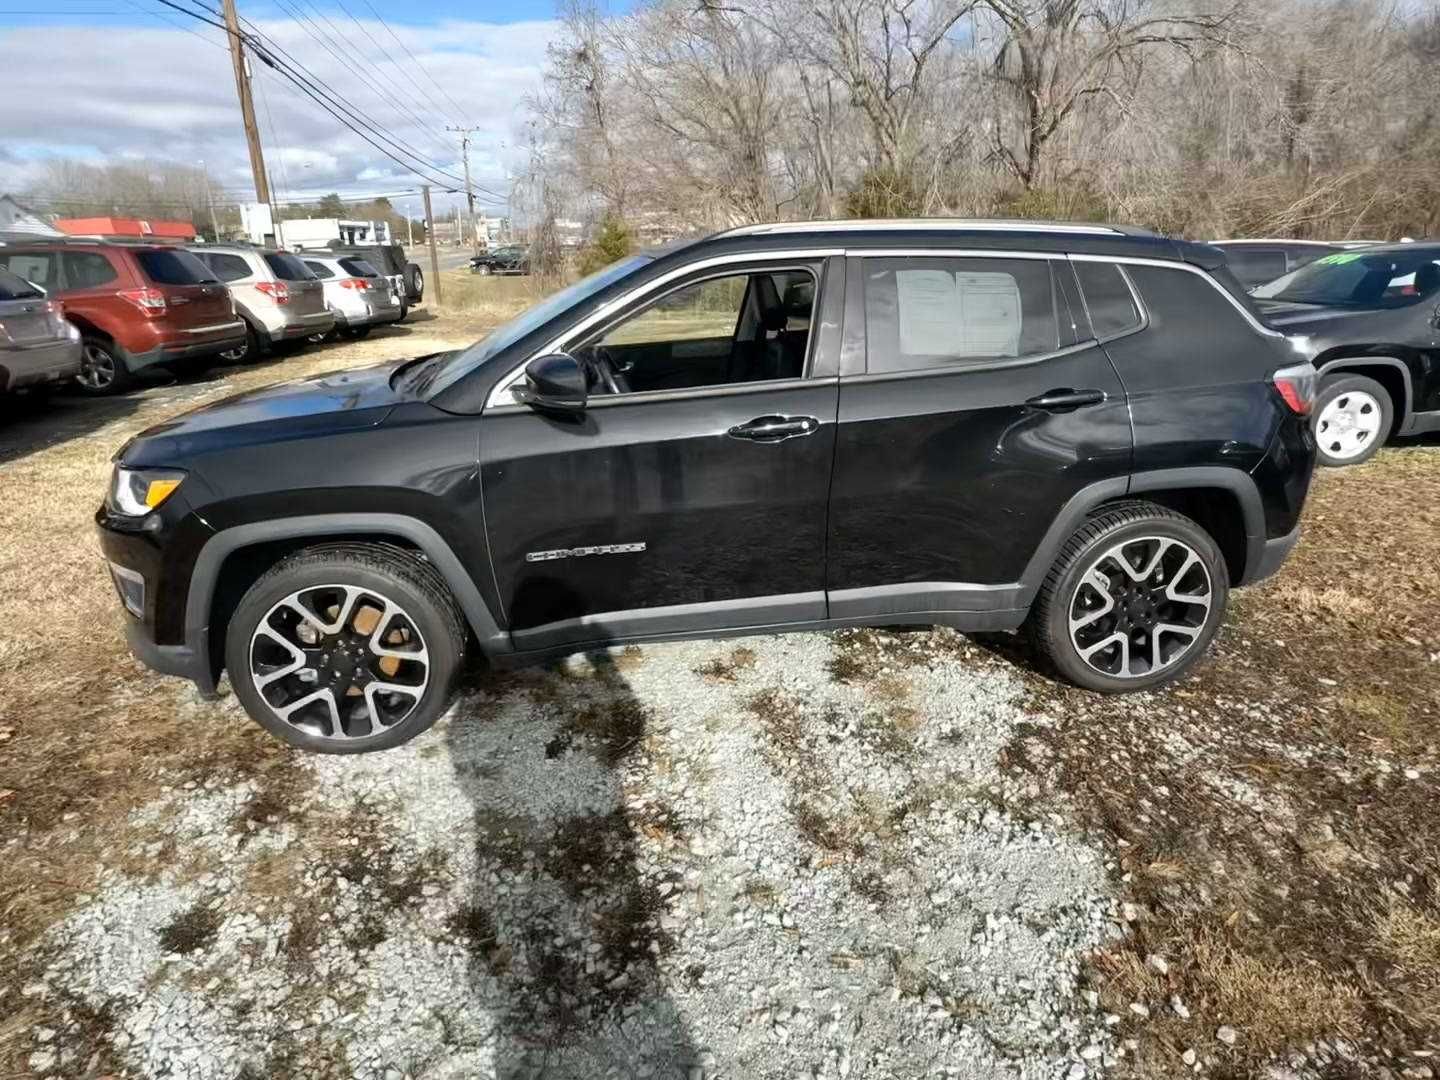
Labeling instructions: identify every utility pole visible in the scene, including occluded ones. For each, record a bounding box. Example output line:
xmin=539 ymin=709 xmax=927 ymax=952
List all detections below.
xmin=446 ymin=125 xmax=481 ymax=253
xmin=422 ymin=185 xmax=442 ymax=306
xmin=222 ymin=0 xmax=270 ymax=205
xmin=198 ymin=159 xmax=221 ymax=241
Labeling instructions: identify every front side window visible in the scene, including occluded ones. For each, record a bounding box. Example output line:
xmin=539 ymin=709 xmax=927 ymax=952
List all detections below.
xmin=61 ymin=251 xmax=119 ymax=290
xmin=2 ymin=252 xmax=56 ymax=288
xmin=1073 ymin=261 xmax=1143 ymax=339
xmin=575 ymin=268 xmax=816 ymax=395
xmin=864 ymin=257 xmax=1059 ymax=374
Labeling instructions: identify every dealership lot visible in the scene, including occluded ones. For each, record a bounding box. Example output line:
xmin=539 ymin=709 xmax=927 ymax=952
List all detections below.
xmin=2 ymin=306 xmax=1439 ymax=1079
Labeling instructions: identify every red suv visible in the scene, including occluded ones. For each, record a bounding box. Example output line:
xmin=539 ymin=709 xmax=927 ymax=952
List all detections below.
xmin=0 ymin=241 xmax=246 ymax=395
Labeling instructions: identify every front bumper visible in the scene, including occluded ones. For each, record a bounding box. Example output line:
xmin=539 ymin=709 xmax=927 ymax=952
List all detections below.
xmin=122 ymin=616 xmax=216 ymax=696
xmin=0 ymin=335 xmax=82 ymax=390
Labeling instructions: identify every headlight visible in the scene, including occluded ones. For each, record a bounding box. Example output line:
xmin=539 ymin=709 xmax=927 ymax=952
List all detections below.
xmin=107 ymin=467 xmax=186 ymax=516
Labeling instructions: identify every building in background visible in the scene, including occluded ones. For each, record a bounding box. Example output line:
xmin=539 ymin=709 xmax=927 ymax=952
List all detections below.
xmin=0 ymin=194 xmax=63 ymax=243
xmin=54 ymin=217 xmax=196 ymax=243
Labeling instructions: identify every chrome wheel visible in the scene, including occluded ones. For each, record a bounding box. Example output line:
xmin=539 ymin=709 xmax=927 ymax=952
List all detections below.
xmin=219 ymin=337 xmax=249 ymax=363
xmin=1315 ymin=389 xmax=1381 ymax=461
xmin=248 ymin=583 xmax=430 ymax=743
xmin=1068 ymin=535 xmax=1212 ymax=680
xmin=77 ymin=343 xmax=116 ymax=390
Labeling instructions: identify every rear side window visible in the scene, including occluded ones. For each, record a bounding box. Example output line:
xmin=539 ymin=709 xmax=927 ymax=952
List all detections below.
xmin=304 ymin=260 xmax=335 ymax=279
xmin=61 ymin=251 xmax=119 ymax=290
xmin=0 ymin=267 xmax=44 ymax=300
xmin=1073 ymin=261 xmax=1143 ymax=339
xmin=264 ymin=252 xmax=316 ymax=281
xmin=1225 ymin=248 xmax=1288 ymax=286
xmin=202 ymin=253 xmax=254 ymax=283
xmin=136 ymin=249 xmax=215 ymax=285
xmin=2 ymin=252 xmax=57 ymax=288
xmin=863 ymin=257 xmax=1060 ymax=373
xmin=339 ymin=257 xmax=379 ymax=277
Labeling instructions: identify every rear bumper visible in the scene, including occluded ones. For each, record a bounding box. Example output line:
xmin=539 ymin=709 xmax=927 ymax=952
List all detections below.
xmin=127 ymin=319 xmax=248 ymax=369
xmin=0 ymin=335 xmax=82 ymax=390
xmin=1244 ymin=524 xmax=1302 ymax=587
xmin=268 ymin=310 xmax=336 ymax=343
xmin=334 ymin=302 xmax=402 ymax=329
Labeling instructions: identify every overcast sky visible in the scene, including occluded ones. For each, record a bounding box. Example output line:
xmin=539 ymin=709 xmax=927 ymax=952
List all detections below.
xmin=0 ymin=1 xmax=570 ymax=219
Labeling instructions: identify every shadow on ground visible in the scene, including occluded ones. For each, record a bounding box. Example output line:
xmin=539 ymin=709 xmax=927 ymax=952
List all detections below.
xmin=445 ymin=653 xmax=698 ymax=1078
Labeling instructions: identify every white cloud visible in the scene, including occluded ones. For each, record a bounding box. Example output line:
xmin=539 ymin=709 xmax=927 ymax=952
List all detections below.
xmin=0 ymin=16 xmax=559 ymax=216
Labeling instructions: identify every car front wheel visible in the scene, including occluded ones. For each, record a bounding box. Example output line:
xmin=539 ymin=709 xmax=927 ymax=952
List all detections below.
xmin=1027 ymin=502 xmax=1228 ymax=693
xmin=224 ymin=543 xmax=466 ymax=753
xmin=1312 ymin=374 xmax=1392 ymax=467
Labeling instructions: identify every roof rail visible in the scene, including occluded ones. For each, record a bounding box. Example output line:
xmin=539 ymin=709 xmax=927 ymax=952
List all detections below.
xmin=717 ymin=218 xmax=1138 ymax=238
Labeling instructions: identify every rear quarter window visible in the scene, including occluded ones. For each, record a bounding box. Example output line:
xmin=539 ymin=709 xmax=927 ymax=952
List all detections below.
xmin=1072 ymin=261 xmax=1143 ymax=338
xmin=338 ymin=257 xmax=379 ymax=277
xmin=263 ymin=252 xmax=316 ymax=281
xmin=201 ymin=252 xmax=254 ymax=283
xmin=2 ymin=252 xmax=57 ymax=288
xmin=0 ymin=267 xmax=44 ymax=300
xmin=303 ymin=260 xmax=336 ymax=279
xmin=136 ymin=249 xmax=216 ymax=285
xmin=1225 ymin=248 xmax=1288 ymax=286
xmin=61 ymin=251 xmax=119 ymax=289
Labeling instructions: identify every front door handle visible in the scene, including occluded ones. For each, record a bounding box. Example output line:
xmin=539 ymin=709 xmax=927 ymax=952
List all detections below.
xmin=727 ymin=414 xmax=820 ymax=443
xmin=1024 ymin=388 xmax=1107 ymax=412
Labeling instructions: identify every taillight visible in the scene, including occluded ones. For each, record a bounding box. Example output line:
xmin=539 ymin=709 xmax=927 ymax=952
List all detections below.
xmin=1272 ymin=362 xmax=1318 ymax=416
xmin=338 ymin=278 xmax=369 ymax=290
xmin=255 ymin=281 xmax=291 ymax=305
xmin=118 ymin=288 xmax=167 ymax=317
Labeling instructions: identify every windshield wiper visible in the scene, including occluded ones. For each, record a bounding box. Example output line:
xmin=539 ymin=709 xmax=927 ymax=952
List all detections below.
xmin=390 ymin=352 xmax=452 ymax=395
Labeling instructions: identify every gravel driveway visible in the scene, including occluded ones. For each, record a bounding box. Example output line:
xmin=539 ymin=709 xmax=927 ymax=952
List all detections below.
xmin=19 ymin=632 xmax=1123 ymax=1080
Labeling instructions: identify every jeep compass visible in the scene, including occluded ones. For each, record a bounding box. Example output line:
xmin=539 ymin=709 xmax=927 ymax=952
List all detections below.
xmin=97 ymin=220 xmax=1318 ymax=753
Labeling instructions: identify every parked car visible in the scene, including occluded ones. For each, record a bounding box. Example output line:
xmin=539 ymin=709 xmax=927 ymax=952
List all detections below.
xmin=319 ymin=242 xmax=422 ymax=313
xmin=1209 ymin=239 xmax=1368 ymax=289
xmin=187 ymin=245 xmax=334 ymax=362
xmin=0 ymin=241 xmax=245 ymax=395
xmin=97 ymin=219 xmax=1317 ymax=753
xmin=1251 ymin=242 xmax=1440 ymax=466
xmin=469 ymin=245 xmax=529 ymax=276
xmin=299 ymin=254 xmax=402 ymax=340
xmin=0 ymin=266 xmax=82 ymax=395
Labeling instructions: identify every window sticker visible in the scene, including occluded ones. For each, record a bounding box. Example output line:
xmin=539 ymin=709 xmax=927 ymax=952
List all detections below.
xmin=894 ymin=269 xmax=963 ymax=355
xmin=1315 ymin=252 xmax=1366 ymax=267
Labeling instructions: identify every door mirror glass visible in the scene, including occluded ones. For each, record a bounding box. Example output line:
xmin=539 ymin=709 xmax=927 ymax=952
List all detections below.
xmin=514 ymin=352 xmax=587 ymax=412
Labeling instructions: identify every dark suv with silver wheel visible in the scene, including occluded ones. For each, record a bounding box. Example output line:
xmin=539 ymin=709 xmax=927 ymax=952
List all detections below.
xmin=97 ymin=220 xmax=1317 ymax=752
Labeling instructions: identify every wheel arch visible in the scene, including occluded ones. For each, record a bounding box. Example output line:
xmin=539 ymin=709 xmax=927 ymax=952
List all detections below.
xmin=1018 ymin=468 xmax=1266 ymax=602
xmin=1314 ymin=355 xmax=1412 ymax=430
xmin=65 ymin=313 xmax=117 ymax=345
xmin=190 ymin=513 xmax=510 ymax=685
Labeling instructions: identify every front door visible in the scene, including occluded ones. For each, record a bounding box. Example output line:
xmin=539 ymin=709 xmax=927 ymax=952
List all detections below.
xmin=827 ymin=253 xmax=1132 ymax=622
xmin=480 ymin=258 xmax=841 ymax=653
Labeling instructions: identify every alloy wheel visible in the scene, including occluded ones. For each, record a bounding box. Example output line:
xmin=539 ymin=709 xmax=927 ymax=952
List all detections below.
xmin=77 ymin=343 xmax=116 ymax=390
xmin=1315 ymin=390 xmax=1381 ymax=461
xmin=1068 ymin=535 xmax=1212 ymax=680
xmin=248 ymin=583 xmax=430 ymax=743
xmin=219 ymin=337 xmax=249 ymax=363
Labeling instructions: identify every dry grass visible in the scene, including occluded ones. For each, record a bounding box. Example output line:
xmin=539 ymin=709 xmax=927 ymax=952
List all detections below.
xmin=430 ymin=268 xmax=555 ymax=321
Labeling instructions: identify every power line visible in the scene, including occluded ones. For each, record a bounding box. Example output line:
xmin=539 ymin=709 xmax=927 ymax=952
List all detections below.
xmin=149 ymin=0 xmax=471 ymax=192
xmin=350 ymin=0 xmax=470 ymax=129
xmin=125 ymin=0 xmax=227 ymax=48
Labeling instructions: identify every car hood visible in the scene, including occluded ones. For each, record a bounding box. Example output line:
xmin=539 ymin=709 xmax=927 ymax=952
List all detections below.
xmin=119 ymin=358 xmax=412 ymax=466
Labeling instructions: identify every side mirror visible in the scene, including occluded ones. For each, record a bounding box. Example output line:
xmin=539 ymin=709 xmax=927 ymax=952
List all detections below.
xmin=512 ymin=352 xmax=587 ymax=412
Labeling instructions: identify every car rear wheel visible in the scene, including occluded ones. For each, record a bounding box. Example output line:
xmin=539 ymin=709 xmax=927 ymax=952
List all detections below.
xmin=225 ymin=543 xmax=466 ymax=753
xmin=219 ymin=323 xmax=260 ymax=364
xmin=75 ymin=337 xmax=134 ymax=396
xmin=341 ymin=326 xmax=372 ymax=340
xmin=1027 ymin=502 xmax=1228 ymax=693
xmin=1313 ymin=374 xmax=1391 ymax=467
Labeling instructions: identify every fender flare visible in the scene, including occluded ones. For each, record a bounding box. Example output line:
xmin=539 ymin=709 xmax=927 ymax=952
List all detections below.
xmin=1315 ymin=355 xmax=1413 ymax=419
xmin=186 ymin=513 xmax=510 ymax=658
xmin=1016 ymin=467 xmax=1268 ymax=603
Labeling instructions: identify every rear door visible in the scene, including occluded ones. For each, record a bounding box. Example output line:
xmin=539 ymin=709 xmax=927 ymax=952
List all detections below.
xmin=263 ymin=252 xmax=326 ymax=317
xmin=479 ymin=256 xmax=843 ymax=652
xmin=826 ymin=252 xmax=1132 ymax=622
xmin=132 ymin=248 xmax=233 ymax=329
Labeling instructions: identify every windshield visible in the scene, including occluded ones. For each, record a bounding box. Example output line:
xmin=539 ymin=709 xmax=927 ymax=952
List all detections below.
xmin=1254 ymin=249 xmax=1440 ymax=307
xmin=416 ymin=255 xmax=652 ymax=398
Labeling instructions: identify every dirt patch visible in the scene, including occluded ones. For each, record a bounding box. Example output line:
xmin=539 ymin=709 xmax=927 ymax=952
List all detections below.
xmin=157 ymin=902 xmax=222 ymax=955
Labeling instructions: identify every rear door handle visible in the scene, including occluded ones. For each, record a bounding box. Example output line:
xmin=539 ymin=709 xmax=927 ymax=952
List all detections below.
xmin=1024 ymin=388 xmax=1108 ymax=412
xmin=728 ymin=414 xmax=820 ymax=443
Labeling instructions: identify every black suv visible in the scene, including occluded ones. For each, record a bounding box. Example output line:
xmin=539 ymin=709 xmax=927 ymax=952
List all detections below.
xmin=1251 ymin=242 xmax=1440 ymax=466
xmin=469 ymin=245 xmax=529 ymax=276
xmin=97 ymin=220 xmax=1317 ymax=753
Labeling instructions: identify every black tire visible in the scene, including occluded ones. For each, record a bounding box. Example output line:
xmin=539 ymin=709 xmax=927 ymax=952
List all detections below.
xmin=75 ymin=337 xmax=134 ymax=396
xmin=219 ymin=323 xmax=261 ymax=364
xmin=1312 ymin=374 xmax=1392 ymax=467
xmin=1026 ymin=501 xmax=1228 ymax=693
xmin=341 ymin=326 xmax=372 ymax=340
xmin=406 ymin=263 xmax=423 ymax=302
xmin=225 ymin=543 xmax=466 ymax=754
